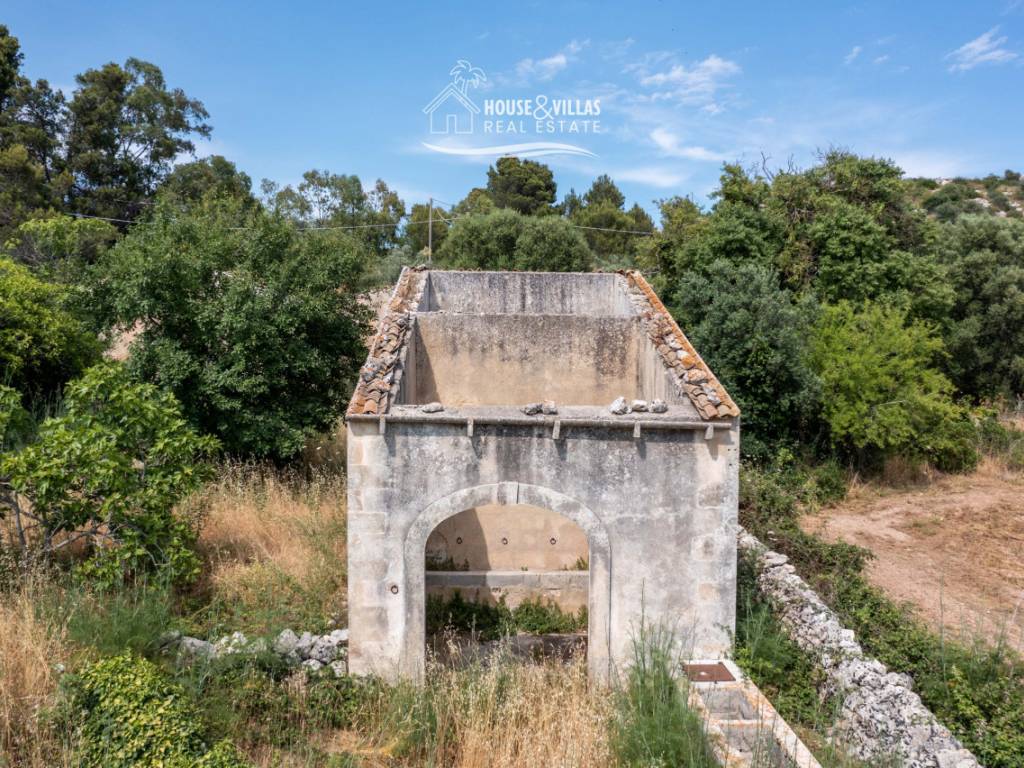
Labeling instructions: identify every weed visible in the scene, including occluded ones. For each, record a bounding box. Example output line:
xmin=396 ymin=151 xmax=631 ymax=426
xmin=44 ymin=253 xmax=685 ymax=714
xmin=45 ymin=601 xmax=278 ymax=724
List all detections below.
xmin=611 ymin=620 xmax=717 ymax=767
xmin=426 ymin=592 xmax=587 ymax=640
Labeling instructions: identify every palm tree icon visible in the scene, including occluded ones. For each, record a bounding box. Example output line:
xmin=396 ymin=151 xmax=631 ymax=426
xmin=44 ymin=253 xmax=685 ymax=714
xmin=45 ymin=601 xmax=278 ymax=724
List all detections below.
xmin=449 ymin=60 xmax=486 ymax=95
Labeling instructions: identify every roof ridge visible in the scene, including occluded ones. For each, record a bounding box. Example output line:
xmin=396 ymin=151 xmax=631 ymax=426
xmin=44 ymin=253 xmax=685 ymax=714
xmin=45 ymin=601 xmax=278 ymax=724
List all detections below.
xmin=621 ymin=270 xmax=740 ymax=420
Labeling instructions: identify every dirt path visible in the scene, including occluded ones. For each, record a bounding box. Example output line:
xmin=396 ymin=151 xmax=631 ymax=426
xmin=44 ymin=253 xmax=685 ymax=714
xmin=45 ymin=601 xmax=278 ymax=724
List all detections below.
xmin=801 ymin=459 xmax=1024 ymax=651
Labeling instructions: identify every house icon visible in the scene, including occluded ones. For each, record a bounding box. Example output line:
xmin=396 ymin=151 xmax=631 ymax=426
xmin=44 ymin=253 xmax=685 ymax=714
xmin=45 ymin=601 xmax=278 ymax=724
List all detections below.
xmin=423 ymin=82 xmax=480 ymax=135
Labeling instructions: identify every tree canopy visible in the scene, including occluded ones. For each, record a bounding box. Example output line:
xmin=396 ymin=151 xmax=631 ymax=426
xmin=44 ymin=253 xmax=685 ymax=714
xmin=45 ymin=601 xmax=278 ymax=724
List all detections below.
xmin=485 ymin=157 xmax=557 ymax=215
xmin=435 ymin=209 xmax=592 ymax=272
xmin=92 ymin=197 xmax=370 ymax=460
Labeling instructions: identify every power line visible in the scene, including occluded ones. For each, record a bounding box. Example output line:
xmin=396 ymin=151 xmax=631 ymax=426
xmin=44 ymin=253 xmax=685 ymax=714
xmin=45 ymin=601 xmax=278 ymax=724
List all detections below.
xmin=570 ymin=224 xmax=655 ymax=236
xmin=69 ymin=212 xmax=135 ymax=224
xmin=70 ymin=204 xmax=655 ymax=236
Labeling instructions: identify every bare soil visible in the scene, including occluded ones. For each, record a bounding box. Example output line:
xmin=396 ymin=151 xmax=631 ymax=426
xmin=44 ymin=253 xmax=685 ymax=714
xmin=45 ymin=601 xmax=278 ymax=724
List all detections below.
xmin=802 ymin=459 xmax=1024 ymax=651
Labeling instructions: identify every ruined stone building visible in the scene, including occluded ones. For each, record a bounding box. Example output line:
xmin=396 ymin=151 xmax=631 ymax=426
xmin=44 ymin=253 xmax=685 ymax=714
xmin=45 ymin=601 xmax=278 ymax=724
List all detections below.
xmin=346 ymin=268 xmax=740 ymax=681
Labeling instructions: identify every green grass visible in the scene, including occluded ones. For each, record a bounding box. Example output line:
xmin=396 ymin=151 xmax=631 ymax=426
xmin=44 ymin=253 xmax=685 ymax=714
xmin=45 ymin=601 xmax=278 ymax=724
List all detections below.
xmin=58 ymin=576 xmax=181 ymax=658
xmin=173 ymin=652 xmax=385 ymax=763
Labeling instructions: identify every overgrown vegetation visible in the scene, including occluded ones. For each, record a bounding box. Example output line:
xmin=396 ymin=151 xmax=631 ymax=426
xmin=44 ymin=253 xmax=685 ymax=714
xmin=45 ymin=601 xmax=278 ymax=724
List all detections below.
xmin=4 ymin=16 xmax=1024 ymax=767
xmin=1 ymin=363 xmax=217 ymax=585
xmin=739 ymin=456 xmax=1024 ymax=768
xmin=611 ymin=623 xmax=717 ymax=767
xmin=61 ymin=653 xmax=250 ymax=767
xmin=426 ymin=591 xmax=587 ymax=640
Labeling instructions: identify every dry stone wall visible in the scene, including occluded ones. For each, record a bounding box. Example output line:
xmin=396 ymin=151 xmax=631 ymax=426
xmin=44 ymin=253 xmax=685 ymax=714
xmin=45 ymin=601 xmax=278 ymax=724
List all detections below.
xmin=738 ymin=529 xmax=980 ymax=768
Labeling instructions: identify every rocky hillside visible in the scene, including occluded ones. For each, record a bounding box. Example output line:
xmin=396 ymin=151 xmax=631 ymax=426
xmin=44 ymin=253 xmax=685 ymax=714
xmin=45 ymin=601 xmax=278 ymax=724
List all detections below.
xmin=905 ymin=170 xmax=1024 ymax=221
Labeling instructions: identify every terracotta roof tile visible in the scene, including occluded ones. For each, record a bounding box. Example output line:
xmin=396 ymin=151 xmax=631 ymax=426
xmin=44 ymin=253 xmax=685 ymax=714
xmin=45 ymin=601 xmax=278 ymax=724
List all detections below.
xmin=621 ymin=270 xmax=740 ymax=420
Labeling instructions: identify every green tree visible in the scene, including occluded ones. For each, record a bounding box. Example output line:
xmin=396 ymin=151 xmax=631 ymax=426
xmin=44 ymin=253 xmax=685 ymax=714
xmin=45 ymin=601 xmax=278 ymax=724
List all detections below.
xmin=485 ymin=156 xmax=557 ymax=215
xmin=0 ymin=27 xmax=67 ymax=235
xmin=675 ymin=260 xmax=821 ymax=458
xmin=0 ymin=256 xmax=101 ymax=403
xmin=941 ymin=215 xmax=1024 ymax=399
xmin=656 ymin=155 xmax=951 ymax=323
xmin=0 ymin=143 xmax=49 ymax=236
xmin=159 ymin=155 xmax=254 ymax=206
xmin=93 ymin=196 xmax=370 ymax=459
xmin=0 ymin=363 xmax=217 ymax=583
xmin=405 ymin=201 xmax=449 ymax=256
xmin=66 ymin=58 xmax=211 ymax=221
xmin=436 ymin=209 xmax=592 ymax=271
xmin=810 ymin=301 xmax=974 ymax=470
xmin=636 ymin=196 xmax=704 ymax=295
xmin=5 ymin=214 xmax=118 ymax=274
xmin=435 ymin=208 xmax=523 ymax=269
xmin=0 ymin=25 xmax=21 ymax=112
xmin=514 ymin=215 xmax=593 ymax=271
xmin=583 ymin=173 xmax=625 ymax=209
xmin=453 ymin=187 xmax=495 ymax=216
xmin=568 ymin=175 xmax=654 ymax=265
xmin=264 ymin=170 xmax=405 ymax=256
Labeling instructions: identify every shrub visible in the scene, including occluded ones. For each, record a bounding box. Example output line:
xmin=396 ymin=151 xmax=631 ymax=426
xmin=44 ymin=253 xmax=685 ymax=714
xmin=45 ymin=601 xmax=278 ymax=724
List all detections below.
xmin=91 ymin=196 xmax=370 ymax=460
xmin=940 ymin=215 xmax=1024 ymax=400
xmin=1 ymin=363 xmax=217 ymax=584
xmin=674 ymin=259 xmax=822 ymax=459
xmin=436 ymin=209 xmax=593 ymax=271
xmin=0 ymin=256 xmax=101 ymax=404
xmin=178 ymin=653 xmax=383 ymax=753
xmin=811 ymin=301 xmax=977 ymax=471
xmin=425 ymin=592 xmax=586 ymax=640
xmin=63 ymin=653 xmax=250 ymax=768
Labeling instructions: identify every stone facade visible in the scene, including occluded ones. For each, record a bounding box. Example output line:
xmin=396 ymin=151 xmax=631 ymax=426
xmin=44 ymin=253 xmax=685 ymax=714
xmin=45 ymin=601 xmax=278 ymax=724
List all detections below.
xmin=346 ymin=269 xmax=741 ymax=681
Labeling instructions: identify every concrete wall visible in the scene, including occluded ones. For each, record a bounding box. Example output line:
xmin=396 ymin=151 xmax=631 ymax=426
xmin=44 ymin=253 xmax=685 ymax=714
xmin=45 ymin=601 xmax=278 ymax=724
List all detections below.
xmin=347 ymin=418 xmax=740 ymax=682
xmin=411 ymin=314 xmax=643 ymax=406
xmin=421 ymin=271 xmax=634 ymax=316
xmin=425 ymin=504 xmax=589 ymax=571
xmin=425 ymin=570 xmax=589 ymax=613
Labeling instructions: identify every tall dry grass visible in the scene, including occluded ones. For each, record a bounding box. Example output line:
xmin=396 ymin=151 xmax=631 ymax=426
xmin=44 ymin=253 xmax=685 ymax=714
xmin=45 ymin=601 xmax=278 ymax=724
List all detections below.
xmin=0 ymin=576 xmax=75 ymax=767
xmin=191 ymin=463 xmax=348 ymax=634
xmin=384 ymin=652 xmax=613 ymax=768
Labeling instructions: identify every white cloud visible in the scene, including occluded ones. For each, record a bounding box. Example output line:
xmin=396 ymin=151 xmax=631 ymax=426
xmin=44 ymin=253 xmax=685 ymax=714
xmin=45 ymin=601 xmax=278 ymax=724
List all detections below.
xmin=627 ymin=53 xmax=740 ymax=106
xmin=615 ymin=166 xmax=686 ymax=188
xmin=650 ymin=127 xmax=726 ymax=161
xmin=946 ymin=27 xmax=1018 ymax=71
xmin=844 ymin=45 xmax=862 ymax=64
xmin=516 ymin=53 xmax=568 ymax=81
xmin=873 ymin=55 xmax=890 ymax=65
xmin=514 ymin=39 xmax=589 ymax=82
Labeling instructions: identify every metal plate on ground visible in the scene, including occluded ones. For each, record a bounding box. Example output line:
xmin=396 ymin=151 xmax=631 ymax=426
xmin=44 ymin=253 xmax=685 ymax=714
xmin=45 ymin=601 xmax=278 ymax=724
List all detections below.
xmin=683 ymin=662 xmax=735 ymax=682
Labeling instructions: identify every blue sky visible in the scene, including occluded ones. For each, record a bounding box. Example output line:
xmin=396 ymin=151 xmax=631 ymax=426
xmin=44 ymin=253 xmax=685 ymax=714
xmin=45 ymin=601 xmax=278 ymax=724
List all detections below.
xmin=5 ymin=1 xmax=1023 ymax=217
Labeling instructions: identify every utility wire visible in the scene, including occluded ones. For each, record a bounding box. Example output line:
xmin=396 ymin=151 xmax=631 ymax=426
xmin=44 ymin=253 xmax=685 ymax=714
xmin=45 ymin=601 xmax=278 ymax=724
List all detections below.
xmin=69 ymin=205 xmax=655 ymax=236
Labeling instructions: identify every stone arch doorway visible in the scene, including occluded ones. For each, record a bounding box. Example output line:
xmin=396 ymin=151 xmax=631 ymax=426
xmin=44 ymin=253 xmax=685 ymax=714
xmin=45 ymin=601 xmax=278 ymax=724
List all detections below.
xmin=402 ymin=481 xmax=612 ymax=682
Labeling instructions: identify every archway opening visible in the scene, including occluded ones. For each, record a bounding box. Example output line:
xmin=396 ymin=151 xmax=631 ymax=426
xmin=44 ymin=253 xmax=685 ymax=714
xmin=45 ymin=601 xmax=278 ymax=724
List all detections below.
xmin=424 ymin=503 xmax=590 ymax=667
